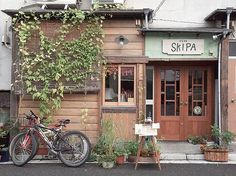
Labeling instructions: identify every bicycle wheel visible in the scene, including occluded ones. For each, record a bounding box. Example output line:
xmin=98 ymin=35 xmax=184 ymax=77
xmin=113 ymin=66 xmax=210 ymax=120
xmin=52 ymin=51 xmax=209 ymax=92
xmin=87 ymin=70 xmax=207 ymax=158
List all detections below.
xmin=57 ymin=131 xmax=91 ymax=167
xmin=11 ymin=132 xmax=38 ymax=166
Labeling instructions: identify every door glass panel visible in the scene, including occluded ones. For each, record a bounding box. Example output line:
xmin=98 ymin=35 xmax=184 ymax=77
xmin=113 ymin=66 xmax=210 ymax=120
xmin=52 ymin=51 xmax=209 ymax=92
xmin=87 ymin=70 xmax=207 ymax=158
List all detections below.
xmin=193 ymin=86 xmax=202 ymax=100
xmin=166 ymin=102 xmax=175 ymax=115
xmin=188 ymin=69 xmax=207 ymax=116
xmin=161 ymin=69 xmax=180 ymax=116
xmin=166 ymin=86 xmax=175 ymax=100
xmin=166 ymin=70 xmax=175 ymax=84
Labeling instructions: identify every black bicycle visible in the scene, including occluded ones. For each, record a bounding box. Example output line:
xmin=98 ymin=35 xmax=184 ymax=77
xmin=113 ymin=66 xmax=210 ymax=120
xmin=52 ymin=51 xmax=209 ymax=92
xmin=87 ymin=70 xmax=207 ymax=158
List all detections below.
xmin=9 ymin=110 xmax=91 ymax=167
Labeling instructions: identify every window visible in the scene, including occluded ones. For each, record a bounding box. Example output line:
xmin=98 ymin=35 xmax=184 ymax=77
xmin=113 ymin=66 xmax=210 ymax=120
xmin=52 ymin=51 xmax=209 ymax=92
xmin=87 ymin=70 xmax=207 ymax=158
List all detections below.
xmin=146 ymin=66 xmax=154 ymax=121
xmin=229 ymin=40 xmax=236 ymax=58
xmin=104 ymin=65 xmax=136 ymax=106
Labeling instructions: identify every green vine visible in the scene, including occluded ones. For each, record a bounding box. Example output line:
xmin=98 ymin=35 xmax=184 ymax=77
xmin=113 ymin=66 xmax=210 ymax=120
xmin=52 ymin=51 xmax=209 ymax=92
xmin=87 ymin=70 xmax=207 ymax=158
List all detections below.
xmin=13 ymin=9 xmax=105 ymax=122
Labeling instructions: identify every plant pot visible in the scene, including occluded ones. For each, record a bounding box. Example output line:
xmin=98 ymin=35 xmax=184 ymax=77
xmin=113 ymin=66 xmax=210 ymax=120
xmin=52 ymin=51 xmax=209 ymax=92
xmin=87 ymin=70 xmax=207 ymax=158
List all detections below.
xmin=127 ymin=155 xmax=136 ymax=163
xmin=204 ymin=148 xmax=228 ymax=162
xmin=116 ymin=155 xmax=125 ymax=165
xmin=102 ymin=161 xmax=114 ymax=169
xmin=0 ymin=150 xmax=9 ymax=162
xmin=200 ymin=144 xmax=207 ymax=154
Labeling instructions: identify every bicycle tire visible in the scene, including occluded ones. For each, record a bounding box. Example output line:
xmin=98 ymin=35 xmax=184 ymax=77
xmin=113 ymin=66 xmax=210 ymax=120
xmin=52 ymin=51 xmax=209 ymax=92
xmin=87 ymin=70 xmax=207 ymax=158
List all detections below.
xmin=11 ymin=132 xmax=38 ymax=166
xmin=9 ymin=132 xmax=39 ymax=158
xmin=57 ymin=131 xmax=91 ymax=167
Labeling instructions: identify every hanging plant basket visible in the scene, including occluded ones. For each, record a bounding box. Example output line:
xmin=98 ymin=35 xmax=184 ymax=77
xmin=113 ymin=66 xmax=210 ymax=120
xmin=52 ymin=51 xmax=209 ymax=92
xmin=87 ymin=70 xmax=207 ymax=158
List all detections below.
xmin=204 ymin=148 xmax=229 ymax=162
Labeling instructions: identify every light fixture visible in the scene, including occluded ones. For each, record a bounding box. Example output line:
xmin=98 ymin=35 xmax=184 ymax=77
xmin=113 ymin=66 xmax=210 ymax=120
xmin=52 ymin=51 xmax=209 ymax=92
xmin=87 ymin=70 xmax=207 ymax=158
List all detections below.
xmin=212 ymin=33 xmax=222 ymax=40
xmin=115 ymin=35 xmax=129 ymax=46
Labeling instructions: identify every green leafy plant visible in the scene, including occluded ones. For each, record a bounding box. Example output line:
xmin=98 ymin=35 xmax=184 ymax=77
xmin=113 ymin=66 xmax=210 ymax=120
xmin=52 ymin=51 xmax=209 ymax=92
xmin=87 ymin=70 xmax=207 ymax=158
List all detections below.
xmin=114 ymin=141 xmax=127 ymax=157
xmin=125 ymin=140 xmax=138 ymax=156
xmin=0 ymin=120 xmax=19 ymax=138
xmin=187 ymin=135 xmax=208 ymax=145
xmin=93 ymin=119 xmax=116 ymax=164
xmin=13 ymin=8 xmax=106 ymax=123
xmin=209 ymin=124 xmax=235 ymax=149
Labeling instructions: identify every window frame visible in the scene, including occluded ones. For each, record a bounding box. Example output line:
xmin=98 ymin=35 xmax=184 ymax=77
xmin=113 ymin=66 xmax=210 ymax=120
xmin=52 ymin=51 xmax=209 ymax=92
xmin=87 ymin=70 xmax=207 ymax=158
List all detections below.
xmin=103 ymin=64 xmax=136 ymax=107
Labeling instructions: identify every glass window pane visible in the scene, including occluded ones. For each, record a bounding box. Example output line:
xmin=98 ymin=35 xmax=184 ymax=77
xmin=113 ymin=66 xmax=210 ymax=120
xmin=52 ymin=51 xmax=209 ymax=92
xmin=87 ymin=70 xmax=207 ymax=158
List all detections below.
xmin=146 ymin=68 xmax=153 ymax=99
xmin=146 ymin=105 xmax=153 ymax=121
xmin=105 ymin=66 xmax=118 ymax=102
xmin=120 ymin=67 xmax=134 ymax=103
xmin=166 ymin=102 xmax=175 ymax=115
xmin=194 ymin=70 xmax=202 ymax=84
xmin=193 ymin=86 xmax=202 ymax=100
xmin=161 ymin=94 xmax=164 ymax=115
xmin=176 ymin=94 xmax=180 ymax=116
xmin=166 ymin=70 xmax=175 ymax=84
xmin=166 ymin=86 xmax=175 ymax=100
xmin=229 ymin=42 xmax=236 ymax=56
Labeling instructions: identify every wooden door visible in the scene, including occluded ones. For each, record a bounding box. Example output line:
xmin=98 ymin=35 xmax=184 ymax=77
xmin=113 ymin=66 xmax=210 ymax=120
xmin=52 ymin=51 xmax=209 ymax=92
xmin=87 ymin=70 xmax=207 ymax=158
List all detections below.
xmin=156 ymin=66 xmax=213 ymax=140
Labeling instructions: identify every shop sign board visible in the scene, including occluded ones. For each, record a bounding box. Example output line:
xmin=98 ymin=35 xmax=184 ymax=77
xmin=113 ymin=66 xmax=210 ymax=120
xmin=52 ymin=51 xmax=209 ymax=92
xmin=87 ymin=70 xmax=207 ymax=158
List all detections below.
xmin=162 ymin=39 xmax=204 ymax=55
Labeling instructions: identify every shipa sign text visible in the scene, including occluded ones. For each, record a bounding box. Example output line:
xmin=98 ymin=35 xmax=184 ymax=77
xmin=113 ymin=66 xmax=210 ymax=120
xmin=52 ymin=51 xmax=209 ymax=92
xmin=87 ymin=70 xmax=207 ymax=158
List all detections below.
xmin=162 ymin=39 xmax=204 ymax=55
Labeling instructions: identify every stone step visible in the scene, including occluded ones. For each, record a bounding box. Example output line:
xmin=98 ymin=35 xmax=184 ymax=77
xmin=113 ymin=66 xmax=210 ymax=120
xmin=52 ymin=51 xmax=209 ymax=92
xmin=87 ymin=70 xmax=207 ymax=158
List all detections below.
xmin=159 ymin=141 xmax=202 ymax=154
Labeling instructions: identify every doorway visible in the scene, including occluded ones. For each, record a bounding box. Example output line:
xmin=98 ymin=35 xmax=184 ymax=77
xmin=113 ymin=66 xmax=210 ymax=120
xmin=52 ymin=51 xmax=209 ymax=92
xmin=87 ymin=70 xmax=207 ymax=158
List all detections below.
xmin=155 ymin=64 xmax=214 ymax=140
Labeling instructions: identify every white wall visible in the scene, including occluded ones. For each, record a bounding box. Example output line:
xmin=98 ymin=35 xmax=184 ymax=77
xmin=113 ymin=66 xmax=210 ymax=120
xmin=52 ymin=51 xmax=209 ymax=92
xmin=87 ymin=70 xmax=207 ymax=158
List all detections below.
xmin=125 ymin=0 xmax=236 ymax=28
xmin=0 ymin=0 xmax=34 ymax=90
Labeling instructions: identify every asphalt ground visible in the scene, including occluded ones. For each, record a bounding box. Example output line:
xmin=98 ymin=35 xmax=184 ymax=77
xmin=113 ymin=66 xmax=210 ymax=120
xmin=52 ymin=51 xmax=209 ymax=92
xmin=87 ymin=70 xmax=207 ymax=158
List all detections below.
xmin=0 ymin=163 xmax=236 ymax=176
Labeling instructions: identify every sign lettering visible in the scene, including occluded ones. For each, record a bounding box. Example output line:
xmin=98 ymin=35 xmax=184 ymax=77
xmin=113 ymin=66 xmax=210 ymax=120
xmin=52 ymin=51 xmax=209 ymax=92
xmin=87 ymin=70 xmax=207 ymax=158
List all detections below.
xmin=163 ymin=39 xmax=204 ymax=55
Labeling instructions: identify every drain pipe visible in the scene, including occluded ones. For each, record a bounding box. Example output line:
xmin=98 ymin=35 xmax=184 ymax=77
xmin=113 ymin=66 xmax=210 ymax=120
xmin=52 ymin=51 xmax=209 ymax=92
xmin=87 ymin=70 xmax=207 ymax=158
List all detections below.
xmin=143 ymin=8 xmax=150 ymax=29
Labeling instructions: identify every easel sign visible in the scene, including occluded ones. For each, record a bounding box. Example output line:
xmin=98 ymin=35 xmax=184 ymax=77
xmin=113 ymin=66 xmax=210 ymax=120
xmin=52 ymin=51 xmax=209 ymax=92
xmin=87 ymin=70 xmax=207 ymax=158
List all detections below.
xmin=135 ymin=123 xmax=160 ymax=136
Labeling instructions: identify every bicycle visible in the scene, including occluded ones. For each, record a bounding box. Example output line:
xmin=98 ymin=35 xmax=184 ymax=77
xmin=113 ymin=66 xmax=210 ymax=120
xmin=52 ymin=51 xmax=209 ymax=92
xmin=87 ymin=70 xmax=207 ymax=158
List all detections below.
xmin=9 ymin=110 xmax=91 ymax=167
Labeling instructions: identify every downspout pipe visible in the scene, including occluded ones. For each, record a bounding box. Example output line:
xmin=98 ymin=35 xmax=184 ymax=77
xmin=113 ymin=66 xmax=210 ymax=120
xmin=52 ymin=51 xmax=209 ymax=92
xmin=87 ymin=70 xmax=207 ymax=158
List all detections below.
xmin=143 ymin=8 xmax=150 ymax=29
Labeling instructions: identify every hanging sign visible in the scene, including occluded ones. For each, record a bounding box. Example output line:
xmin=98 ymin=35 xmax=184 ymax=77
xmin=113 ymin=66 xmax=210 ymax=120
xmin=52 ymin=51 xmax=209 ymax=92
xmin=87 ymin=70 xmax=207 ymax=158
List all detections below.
xmin=162 ymin=39 xmax=204 ymax=55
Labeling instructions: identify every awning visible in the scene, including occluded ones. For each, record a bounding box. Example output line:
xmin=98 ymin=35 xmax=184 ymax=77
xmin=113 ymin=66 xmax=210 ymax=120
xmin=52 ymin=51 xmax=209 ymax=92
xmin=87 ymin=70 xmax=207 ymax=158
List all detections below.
xmin=205 ymin=8 xmax=236 ymax=21
xmin=139 ymin=27 xmax=232 ymax=34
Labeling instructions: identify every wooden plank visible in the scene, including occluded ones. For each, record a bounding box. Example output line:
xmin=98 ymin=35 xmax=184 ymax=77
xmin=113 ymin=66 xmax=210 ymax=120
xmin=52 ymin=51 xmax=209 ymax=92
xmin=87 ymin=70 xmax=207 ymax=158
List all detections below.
xmin=103 ymin=113 xmax=136 ymax=141
xmin=65 ymin=123 xmax=99 ymax=131
xmin=103 ymin=20 xmax=136 ymax=28
xmin=103 ymin=28 xmax=139 ymax=35
xmin=53 ymin=115 xmax=99 ymax=124
xmin=19 ymin=108 xmax=98 ymax=116
xmin=103 ymin=42 xmax=143 ymax=50
xmin=104 ymin=49 xmax=143 ymax=56
xmin=21 ymin=94 xmax=98 ymax=101
xmin=104 ymin=34 xmax=143 ymax=42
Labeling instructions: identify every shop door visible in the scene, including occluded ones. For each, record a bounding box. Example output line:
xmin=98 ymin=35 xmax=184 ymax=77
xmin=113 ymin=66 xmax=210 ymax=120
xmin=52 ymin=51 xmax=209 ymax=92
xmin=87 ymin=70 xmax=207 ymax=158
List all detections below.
xmin=156 ymin=66 xmax=213 ymax=140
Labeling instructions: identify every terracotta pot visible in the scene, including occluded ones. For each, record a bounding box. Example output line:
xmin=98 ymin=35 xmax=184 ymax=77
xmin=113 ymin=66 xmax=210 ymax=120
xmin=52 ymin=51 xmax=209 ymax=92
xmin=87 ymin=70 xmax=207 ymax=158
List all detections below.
xmin=36 ymin=147 xmax=48 ymax=155
xmin=127 ymin=155 xmax=135 ymax=162
xmin=204 ymin=148 xmax=228 ymax=162
xmin=116 ymin=155 xmax=125 ymax=165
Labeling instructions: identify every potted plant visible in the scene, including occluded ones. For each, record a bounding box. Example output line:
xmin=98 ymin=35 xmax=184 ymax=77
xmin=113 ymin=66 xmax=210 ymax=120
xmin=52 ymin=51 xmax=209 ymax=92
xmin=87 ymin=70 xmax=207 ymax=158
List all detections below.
xmin=126 ymin=140 xmax=138 ymax=162
xmin=94 ymin=119 xmax=116 ymax=168
xmin=204 ymin=124 xmax=236 ymax=162
xmin=187 ymin=135 xmax=208 ymax=153
xmin=114 ymin=141 xmax=127 ymax=165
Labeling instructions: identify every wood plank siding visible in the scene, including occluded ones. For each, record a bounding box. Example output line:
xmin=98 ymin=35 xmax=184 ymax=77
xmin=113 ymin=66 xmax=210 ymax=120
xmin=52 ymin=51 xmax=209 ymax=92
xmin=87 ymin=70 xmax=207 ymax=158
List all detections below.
xmin=103 ymin=19 xmax=144 ymax=56
xmin=16 ymin=18 xmax=145 ymax=143
xmin=19 ymin=94 xmax=100 ymax=144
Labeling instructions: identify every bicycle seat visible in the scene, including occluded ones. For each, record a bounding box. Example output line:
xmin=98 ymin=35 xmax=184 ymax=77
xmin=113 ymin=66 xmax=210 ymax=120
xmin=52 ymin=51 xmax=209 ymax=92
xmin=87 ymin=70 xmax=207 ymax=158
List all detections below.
xmin=59 ymin=119 xmax=70 ymax=125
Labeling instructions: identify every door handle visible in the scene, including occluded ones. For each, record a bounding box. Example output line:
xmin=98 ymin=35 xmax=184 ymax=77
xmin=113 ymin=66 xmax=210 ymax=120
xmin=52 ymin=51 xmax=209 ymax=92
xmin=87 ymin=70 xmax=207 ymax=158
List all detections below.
xmin=231 ymin=98 xmax=236 ymax=103
xmin=180 ymin=101 xmax=184 ymax=106
xmin=184 ymin=102 xmax=188 ymax=105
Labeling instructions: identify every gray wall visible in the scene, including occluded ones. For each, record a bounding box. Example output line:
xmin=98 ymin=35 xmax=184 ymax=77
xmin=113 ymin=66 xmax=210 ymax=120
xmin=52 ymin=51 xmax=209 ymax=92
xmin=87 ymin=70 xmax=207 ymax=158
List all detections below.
xmin=0 ymin=0 xmax=33 ymax=90
xmin=125 ymin=0 xmax=236 ymax=28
